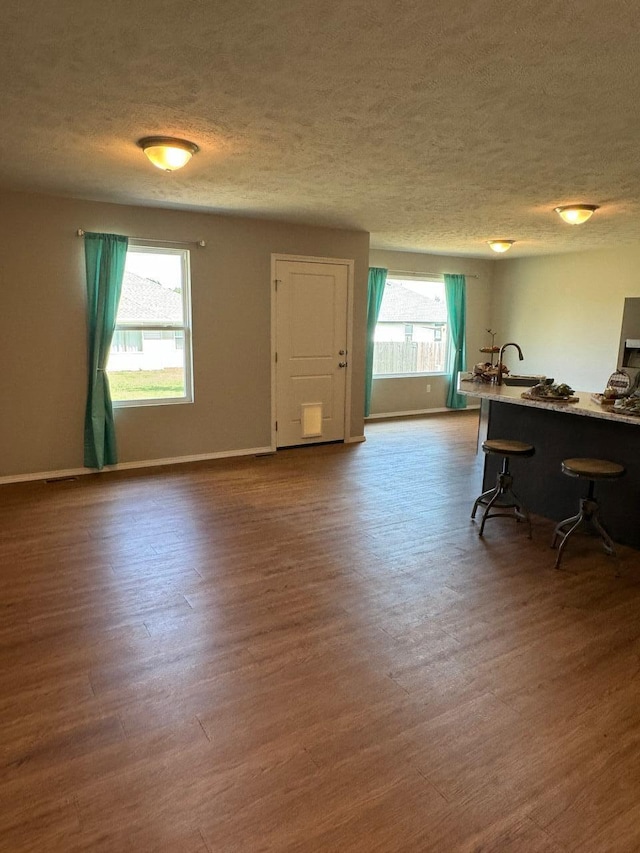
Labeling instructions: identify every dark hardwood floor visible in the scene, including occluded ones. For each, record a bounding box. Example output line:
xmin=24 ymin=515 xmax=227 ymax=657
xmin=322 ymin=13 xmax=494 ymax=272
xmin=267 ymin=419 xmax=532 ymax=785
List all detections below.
xmin=2 ymin=411 xmax=640 ymax=851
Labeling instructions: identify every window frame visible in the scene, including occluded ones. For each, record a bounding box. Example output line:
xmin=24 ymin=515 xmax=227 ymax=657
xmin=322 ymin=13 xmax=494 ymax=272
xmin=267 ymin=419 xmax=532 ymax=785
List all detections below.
xmin=372 ymin=273 xmax=448 ymax=379
xmin=110 ymin=243 xmax=194 ymax=408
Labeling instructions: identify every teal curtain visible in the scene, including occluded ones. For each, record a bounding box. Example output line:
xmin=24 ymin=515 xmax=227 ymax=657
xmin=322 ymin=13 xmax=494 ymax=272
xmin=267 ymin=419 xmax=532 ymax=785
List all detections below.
xmin=83 ymin=232 xmax=129 ymax=469
xmin=444 ymin=273 xmax=467 ymax=409
xmin=365 ymin=267 xmax=388 ymax=417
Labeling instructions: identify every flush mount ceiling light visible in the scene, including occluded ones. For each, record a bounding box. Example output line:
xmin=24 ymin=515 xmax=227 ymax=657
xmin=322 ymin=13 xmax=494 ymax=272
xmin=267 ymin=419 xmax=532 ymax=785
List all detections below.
xmin=488 ymin=240 xmax=515 ymax=253
xmin=554 ymin=204 xmax=599 ymax=225
xmin=137 ymin=136 xmax=199 ymax=171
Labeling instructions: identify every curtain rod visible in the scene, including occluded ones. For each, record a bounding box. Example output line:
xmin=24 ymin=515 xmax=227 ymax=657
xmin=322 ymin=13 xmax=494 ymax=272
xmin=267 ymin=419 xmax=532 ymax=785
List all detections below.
xmin=76 ymin=229 xmax=206 ymax=247
xmin=388 ymin=268 xmax=479 ymax=279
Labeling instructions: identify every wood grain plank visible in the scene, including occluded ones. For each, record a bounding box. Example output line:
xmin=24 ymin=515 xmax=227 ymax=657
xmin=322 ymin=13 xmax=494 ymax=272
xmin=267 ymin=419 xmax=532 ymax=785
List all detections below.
xmin=2 ymin=412 xmax=640 ymax=850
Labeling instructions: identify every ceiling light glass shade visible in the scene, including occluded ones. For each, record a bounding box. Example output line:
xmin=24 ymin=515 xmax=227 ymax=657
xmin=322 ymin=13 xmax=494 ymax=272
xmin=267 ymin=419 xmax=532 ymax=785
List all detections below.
xmin=137 ymin=136 xmax=199 ymax=171
xmin=488 ymin=240 xmax=515 ymax=253
xmin=554 ymin=204 xmax=599 ymax=225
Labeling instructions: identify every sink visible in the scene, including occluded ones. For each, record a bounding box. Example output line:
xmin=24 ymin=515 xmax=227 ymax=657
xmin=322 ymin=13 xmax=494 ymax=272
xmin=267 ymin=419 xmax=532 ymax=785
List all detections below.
xmin=503 ymin=375 xmax=554 ymax=387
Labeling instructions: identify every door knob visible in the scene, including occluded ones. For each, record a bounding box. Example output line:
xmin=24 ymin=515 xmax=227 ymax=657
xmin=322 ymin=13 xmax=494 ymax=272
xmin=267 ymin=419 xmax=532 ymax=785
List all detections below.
xmin=338 ymin=361 xmax=347 ymax=368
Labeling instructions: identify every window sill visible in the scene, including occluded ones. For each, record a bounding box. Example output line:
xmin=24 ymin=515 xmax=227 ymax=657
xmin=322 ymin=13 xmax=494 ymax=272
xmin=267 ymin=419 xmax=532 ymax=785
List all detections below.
xmin=372 ymin=372 xmax=447 ymax=380
xmin=113 ymin=397 xmax=194 ymax=409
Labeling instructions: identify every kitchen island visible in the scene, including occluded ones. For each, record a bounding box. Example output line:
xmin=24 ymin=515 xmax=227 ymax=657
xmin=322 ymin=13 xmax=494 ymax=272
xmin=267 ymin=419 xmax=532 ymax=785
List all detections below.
xmin=458 ymin=379 xmax=640 ymax=549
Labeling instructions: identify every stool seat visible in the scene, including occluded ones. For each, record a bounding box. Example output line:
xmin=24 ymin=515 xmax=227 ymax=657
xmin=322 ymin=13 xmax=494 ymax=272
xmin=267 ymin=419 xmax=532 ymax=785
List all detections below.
xmin=483 ymin=439 xmax=534 ymax=456
xmin=552 ymin=457 xmax=625 ymax=569
xmin=561 ymin=458 xmax=625 ymax=479
xmin=472 ymin=438 xmax=535 ymax=537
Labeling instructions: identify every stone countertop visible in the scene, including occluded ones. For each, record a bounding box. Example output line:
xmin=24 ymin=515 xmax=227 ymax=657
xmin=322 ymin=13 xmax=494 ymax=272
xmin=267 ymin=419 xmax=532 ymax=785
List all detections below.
xmin=457 ymin=377 xmax=640 ymax=427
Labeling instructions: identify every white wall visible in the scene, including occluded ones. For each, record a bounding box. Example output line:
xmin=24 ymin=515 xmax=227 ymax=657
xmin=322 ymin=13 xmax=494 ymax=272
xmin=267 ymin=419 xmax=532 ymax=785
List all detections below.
xmin=368 ymin=249 xmax=494 ymax=416
xmin=492 ymin=246 xmax=640 ymax=391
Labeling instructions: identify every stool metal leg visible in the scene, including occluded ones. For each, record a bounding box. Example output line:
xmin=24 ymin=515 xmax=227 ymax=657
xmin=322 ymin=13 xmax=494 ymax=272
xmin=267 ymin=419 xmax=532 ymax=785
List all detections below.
xmin=551 ymin=510 xmax=582 ymax=550
xmin=591 ymin=512 xmax=616 ymax=556
xmin=472 ymin=456 xmax=532 ymax=538
xmin=552 ymin=511 xmax=584 ymax=569
xmin=552 ymin=488 xmax=617 ymax=569
xmin=471 ymin=486 xmax=500 ymax=520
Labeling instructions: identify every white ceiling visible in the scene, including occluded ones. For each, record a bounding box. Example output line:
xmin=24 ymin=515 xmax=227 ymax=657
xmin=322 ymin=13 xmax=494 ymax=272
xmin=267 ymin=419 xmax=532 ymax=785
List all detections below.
xmin=2 ymin=0 xmax=639 ymax=258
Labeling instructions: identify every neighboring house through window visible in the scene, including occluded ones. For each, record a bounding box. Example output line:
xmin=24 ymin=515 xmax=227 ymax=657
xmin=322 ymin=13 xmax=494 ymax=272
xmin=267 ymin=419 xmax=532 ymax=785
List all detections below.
xmin=373 ymin=276 xmax=448 ymax=376
xmin=107 ymin=244 xmax=193 ymax=405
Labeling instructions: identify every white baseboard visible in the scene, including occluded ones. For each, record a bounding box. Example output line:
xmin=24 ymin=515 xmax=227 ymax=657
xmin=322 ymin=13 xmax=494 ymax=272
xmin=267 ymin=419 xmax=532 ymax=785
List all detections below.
xmin=0 ymin=445 xmax=274 ymax=486
xmin=366 ymin=405 xmax=479 ymax=420
xmin=345 ymin=435 xmax=366 ymax=444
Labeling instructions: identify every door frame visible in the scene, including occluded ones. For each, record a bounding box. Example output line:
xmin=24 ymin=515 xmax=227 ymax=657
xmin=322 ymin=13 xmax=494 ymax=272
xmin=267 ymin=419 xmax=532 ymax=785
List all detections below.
xmin=270 ymin=254 xmax=355 ymax=451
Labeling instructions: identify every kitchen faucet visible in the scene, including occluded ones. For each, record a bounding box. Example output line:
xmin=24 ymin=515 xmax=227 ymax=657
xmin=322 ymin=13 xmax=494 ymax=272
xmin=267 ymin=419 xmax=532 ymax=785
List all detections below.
xmin=497 ymin=342 xmax=524 ymax=385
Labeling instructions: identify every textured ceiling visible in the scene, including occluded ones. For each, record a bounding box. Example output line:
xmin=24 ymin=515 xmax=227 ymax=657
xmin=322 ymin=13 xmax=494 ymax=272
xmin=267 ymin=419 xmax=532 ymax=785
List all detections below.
xmin=1 ymin=0 xmax=639 ymax=257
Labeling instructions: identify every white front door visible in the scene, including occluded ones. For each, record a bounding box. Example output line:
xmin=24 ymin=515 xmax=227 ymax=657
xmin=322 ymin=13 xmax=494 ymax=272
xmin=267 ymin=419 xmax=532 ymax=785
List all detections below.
xmin=274 ymin=258 xmax=350 ymax=448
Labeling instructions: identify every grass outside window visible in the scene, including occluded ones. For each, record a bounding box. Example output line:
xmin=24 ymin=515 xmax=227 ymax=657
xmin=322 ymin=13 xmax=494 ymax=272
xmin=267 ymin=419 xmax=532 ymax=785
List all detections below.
xmin=109 ymin=368 xmax=185 ymax=401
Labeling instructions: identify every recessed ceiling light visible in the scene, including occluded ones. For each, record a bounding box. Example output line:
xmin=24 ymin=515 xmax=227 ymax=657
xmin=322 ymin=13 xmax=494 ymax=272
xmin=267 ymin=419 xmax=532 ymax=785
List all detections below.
xmin=488 ymin=240 xmax=515 ymax=253
xmin=554 ymin=204 xmax=599 ymax=225
xmin=137 ymin=136 xmax=199 ymax=171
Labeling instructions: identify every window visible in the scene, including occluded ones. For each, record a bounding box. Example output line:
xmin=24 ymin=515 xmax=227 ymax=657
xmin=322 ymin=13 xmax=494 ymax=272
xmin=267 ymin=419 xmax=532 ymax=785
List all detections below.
xmin=373 ymin=276 xmax=448 ymax=376
xmin=107 ymin=245 xmax=193 ymax=405
xmin=111 ymin=330 xmax=143 ymax=353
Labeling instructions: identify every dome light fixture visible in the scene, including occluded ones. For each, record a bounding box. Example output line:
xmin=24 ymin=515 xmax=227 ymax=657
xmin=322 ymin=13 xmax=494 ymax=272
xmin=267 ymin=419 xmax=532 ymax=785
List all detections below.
xmin=554 ymin=204 xmax=599 ymax=225
xmin=488 ymin=239 xmax=515 ymax=253
xmin=137 ymin=136 xmax=199 ymax=171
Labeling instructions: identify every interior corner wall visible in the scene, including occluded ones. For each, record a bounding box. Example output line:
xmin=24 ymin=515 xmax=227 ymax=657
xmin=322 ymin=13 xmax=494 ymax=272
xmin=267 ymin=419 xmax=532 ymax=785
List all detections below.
xmin=367 ymin=249 xmax=494 ymax=416
xmin=491 ymin=245 xmax=640 ymax=392
xmin=0 ymin=190 xmax=369 ymax=479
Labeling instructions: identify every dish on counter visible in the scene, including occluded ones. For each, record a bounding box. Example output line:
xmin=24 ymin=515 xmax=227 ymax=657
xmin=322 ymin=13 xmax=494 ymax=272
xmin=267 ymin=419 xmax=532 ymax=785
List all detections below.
xmin=592 ymin=392 xmax=626 ymax=406
xmin=522 ymin=392 xmax=579 ymax=403
xmin=613 ymin=396 xmax=640 ymax=417
xmin=471 ymin=361 xmax=504 ymax=382
xmin=522 ymin=382 xmax=576 ymax=401
xmin=592 ymin=393 xmax=615 ymax=406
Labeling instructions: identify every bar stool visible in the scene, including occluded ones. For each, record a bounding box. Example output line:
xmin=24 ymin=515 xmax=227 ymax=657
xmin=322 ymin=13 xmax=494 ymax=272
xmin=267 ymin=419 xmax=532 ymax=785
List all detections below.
xmin=471 ymin=439 xmax=535 ymax=537
xmin=551 ymin=457 xmax=625 ymax=569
